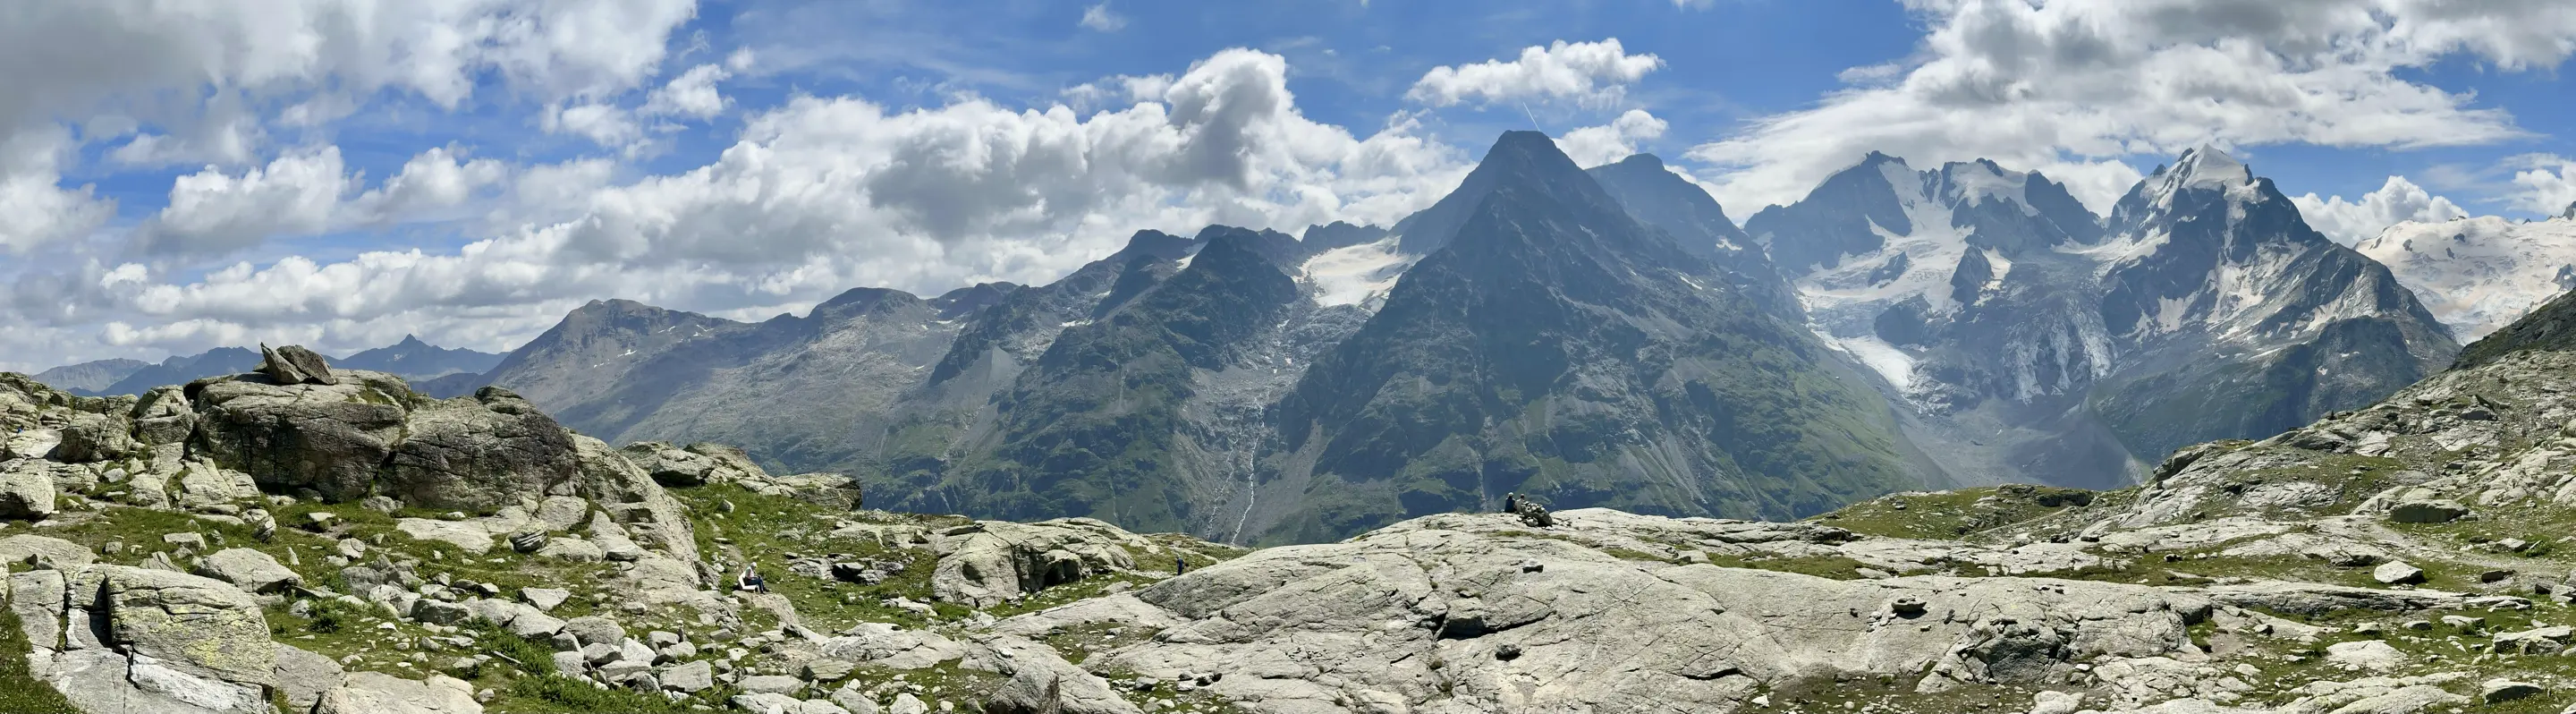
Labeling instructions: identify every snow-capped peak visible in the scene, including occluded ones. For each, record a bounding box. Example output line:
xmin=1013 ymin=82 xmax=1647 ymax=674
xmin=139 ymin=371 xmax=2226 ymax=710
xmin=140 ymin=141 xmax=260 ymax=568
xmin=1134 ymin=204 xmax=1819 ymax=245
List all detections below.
xmin=2166 ymin=144 xmax=2252 ymax=191
xmin=2562 ymin=201 xmax=2574 ymax=221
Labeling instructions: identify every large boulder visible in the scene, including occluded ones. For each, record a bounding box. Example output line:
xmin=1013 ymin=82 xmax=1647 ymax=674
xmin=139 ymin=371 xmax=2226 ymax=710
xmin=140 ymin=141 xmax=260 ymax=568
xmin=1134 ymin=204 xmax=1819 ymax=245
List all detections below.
xmin=193 ymin=548 xmax=302 ymax=593
xmin=314 ymin=672 xmax=482 ymax=714
xmin=618 ymin=441 xmax=744 ymax=487
xmin=10 ymin=564 xmax=277 ymax=714
xmin=53 ymin=410 xmax=140 ymax=463
xmin=275 ymin=643 xmax=346 ymax=713
xmin=930 ymin=519 xmax=1144 ymax=608
xmin=130 ymin=386 xmax=199 ymax=446
xmin=258 ymin=344 xmax=341 ymax=386
xmin=978 ymin=637 xmax=1141 ymax=714
xmin=0 ymin=459 xmax=56 ymax=519
xmin=384 ymin=387 xmax=579 ymax=511
xmin=0 ymin=534 xmax=95 ymax=567
xmin=187 ymin=370 xmax=415 ymax=502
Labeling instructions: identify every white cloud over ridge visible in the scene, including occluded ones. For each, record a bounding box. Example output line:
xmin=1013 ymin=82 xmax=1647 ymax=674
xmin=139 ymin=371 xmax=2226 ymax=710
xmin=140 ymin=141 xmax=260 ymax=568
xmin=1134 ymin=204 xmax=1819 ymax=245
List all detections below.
xmin=1688 ymin=0 xmax=2576 ymax=213
xmin=1407 ymin=39 xmax=1663 ymax=108
xmin=47 ymin=48 xmax=1470 ymax=365
xmin=2293 ymin=175 xmax=2467 ymax=246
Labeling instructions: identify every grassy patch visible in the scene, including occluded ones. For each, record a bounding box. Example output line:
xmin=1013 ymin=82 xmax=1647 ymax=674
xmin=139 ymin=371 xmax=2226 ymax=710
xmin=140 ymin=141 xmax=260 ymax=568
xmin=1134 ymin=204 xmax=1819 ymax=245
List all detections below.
xmin=496 ymin=675 xmax=704 ymax=714
xmin=1811 ymin=485 xmax=2097 ymax=541
xmin=1702 ymin=553 xmax=1883 ymax=580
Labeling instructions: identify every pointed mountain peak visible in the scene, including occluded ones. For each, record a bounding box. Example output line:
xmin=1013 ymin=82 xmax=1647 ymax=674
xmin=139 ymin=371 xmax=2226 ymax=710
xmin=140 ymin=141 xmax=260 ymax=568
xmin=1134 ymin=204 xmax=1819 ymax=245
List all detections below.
xmin=1858 ymin=150 xmax=1910 ymax=168
xmin=1477 ymin=130 xmax=1587 ymax=178
xmin=1391 ymin=131 xmax=1609 ymax=255
xmin=2167 ymin=144 xmax=2251 ymax=190
xmin=2562 ymin=201 xmax=2574 ymax=221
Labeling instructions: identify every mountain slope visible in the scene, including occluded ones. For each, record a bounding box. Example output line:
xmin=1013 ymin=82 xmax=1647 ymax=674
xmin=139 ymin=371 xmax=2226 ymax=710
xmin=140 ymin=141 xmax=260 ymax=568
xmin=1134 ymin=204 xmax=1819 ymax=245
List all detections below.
xmin=2355 ymin=214 xmax=2576 ymax=341
xmin=913 ymin=227 xmax=1309 ymax=532
xmin=2090 ymin=147 xmax=2457 ymax=461
xmin=1738 ymin=147 xmax=2455 ymax=489
xmin=94 ymin=347 xmax=259 ymax=395
xmin=1586 ymin=153 xmax=1802 ymax=322
xmin=30 ymin=358 xmax=145 ymax=393
xmin=1260 ymin=132 xmax=1930 ymax=543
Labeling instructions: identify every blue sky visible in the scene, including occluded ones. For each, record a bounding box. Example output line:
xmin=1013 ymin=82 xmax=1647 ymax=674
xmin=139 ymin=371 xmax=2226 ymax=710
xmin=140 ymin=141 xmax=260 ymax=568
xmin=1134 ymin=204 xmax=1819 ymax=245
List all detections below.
xmin=2 ymin=0 xmax=2573 ymax=370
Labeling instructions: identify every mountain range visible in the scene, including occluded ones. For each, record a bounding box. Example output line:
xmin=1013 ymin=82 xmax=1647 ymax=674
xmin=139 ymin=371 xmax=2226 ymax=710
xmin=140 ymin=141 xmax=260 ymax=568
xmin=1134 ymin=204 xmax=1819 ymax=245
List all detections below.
xmin=1743 ymin=147 xmax=2456 ymax=489
xmin=27 ymin=133 xmax=2555 ymax=546
xmin=34 ymin=336 xmax=502 ymax=397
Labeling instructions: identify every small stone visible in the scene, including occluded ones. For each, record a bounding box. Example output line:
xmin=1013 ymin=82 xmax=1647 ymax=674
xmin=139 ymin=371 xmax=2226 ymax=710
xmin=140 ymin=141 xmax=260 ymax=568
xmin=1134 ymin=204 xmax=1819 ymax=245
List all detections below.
xmin=741 ymin=674 xmax=804 ymax=695
xmin=802 ymin=659 xmax=855 ymax=682
xmin=2388 ymin=499 xmax=2470 ymax=523
xmin=2482 ymin=678 xmax=2544 ymax=703
xmin=521 ymin=587 xmax=572 ymax=612
xmin=2481 ymin=569 xmax=2517 ymax=583
xmin=2372 ymin=561 xmax=2426 ymax=585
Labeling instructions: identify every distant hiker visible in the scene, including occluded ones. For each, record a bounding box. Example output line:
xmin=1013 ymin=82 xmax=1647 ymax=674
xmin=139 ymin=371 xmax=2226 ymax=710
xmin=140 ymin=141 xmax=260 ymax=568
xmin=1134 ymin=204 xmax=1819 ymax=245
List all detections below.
xmin=739 ymin=566 xmax=767 ymax=593
xmin=1502 ymin=493 xmax=1522 ymax=514
xmin=1174 ymin=557 xmax=1188 ymax=575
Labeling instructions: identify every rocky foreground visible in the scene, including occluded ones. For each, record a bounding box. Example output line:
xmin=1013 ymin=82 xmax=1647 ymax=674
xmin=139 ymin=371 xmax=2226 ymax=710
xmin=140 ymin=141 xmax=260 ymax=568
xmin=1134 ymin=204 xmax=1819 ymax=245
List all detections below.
xmin=10 ymin=343 xmax=2576 ymax=714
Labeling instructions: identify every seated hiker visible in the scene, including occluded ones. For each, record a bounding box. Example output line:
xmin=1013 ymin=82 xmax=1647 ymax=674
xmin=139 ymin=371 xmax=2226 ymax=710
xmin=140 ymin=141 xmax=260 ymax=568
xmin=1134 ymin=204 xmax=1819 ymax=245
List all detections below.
xmin=738 ymin=566 xmax=768 ymax=593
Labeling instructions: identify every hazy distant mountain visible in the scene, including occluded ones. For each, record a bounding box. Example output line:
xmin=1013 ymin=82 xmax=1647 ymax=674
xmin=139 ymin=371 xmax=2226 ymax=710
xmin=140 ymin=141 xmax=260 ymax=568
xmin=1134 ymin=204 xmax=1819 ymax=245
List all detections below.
xmin=89 ymin=347 xmax=260 ymax=396
xmin=40 ymin=336 xmax=502 ymax=396
xmin=30 ymin=359 xmax=146 ymax=394
xmin=335 ymin=335 xmax=504 ymax=380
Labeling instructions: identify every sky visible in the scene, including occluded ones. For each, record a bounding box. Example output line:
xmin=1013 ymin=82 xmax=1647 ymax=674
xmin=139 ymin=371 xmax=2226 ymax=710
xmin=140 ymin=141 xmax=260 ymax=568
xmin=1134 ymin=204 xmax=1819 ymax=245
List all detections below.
xmin=3 ymin=0 xmax=2574 ymax=371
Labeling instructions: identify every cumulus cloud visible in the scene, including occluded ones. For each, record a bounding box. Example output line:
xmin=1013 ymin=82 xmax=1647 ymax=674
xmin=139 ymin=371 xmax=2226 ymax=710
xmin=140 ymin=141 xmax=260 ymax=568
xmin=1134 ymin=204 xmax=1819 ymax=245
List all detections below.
xmin=2292 ymin=175 xmax=2468 ymax=245
xmin=1406 ymin=39 xmax=1663 ymax=108
xmin=0 ymin=127 xmax=113 ymax=253
xmin=1686 ymin=0 xmax=2576 ymax=213
xmin=56 ymin=48 xmax=1469 ymax=363
xmin=1080 ymin=4 xmax=1128 ymax=32
xmin=0 ymin=0 xmax=697 ymax=259
xmin=643 ymin=64 xmax=734 ymax=120
xmin=2507 ymin=155 xmax=2576 ymax=217
xmin=144 ymin=148 xmax=357 ymax=255
xmin=138 ymin=146 xmax=511 ymax=257
xmin=1556 ymin=109 xmax=1668 ymax=167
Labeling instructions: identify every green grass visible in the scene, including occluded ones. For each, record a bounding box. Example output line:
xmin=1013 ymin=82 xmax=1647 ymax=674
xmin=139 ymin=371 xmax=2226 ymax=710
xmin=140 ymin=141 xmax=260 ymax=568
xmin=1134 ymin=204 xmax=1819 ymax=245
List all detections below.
xmin=496 ymin=675 xmax=707 ymax=714
xmin=1809 ymin=485 xmax=2097 ymax=541
xmin=0 ymin=573 xmax=79 ymax=714
xmin=674 ymin=483 xmax=964 ymax=632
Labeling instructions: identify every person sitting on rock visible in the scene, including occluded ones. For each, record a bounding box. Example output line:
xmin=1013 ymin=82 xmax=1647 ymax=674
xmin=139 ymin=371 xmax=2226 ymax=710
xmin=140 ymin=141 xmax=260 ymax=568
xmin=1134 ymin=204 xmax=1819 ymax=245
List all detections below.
xmin=738 ymin=566 xmax=768 ymax=593
xmin=1503 ymin=493 xmax=1523 ymax=514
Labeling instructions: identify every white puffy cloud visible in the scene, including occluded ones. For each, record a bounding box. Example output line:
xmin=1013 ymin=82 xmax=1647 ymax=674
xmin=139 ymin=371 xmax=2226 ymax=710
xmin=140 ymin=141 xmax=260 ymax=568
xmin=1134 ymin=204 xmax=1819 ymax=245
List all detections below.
xmin=2292 ymin=175 xmax=2467 ymax=245
xmin=139 ymin=145 xmax=511 ymax=256
xmin=1406 ymin=39 xmax=1663 ymax=108
xmin=1080 ymin=4 xmax=1128 ymax=32
xmin=643 ymin=64 xmax=733 ymax=119
xmin=1556 ymin=109 xmax=1668 ymax=167
xmin=144 ymin=148 xmax=357 ymax=255
xmin=1686 ymin=0 xmax=2576 ymax=213
xmin=0 ymin=128 xmax=113 ymax=253
xmin=62 ymin=48 xmax=1470 ymax=361
xmin=2507 ymin=155 xmax=2576 ymax=217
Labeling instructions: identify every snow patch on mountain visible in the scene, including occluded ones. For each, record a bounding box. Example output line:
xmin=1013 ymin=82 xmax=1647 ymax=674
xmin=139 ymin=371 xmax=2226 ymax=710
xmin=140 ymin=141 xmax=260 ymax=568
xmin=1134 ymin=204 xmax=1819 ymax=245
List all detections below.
xmin=1819 ymin=329 xmax=1917 ymax=390
xmin=1300 ymin=235 xmax=1416 ymax=310
xmin=2359 ymin=215 xmax=2576 ymax=340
